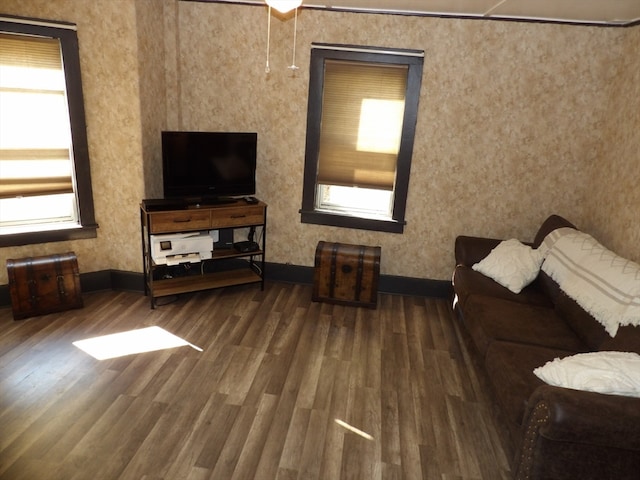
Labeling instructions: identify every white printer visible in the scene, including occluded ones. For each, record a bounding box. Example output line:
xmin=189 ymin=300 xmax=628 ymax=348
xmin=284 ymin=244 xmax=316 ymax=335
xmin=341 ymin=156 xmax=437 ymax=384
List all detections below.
xmin=150 ymin=231 xmax=216 ymax=265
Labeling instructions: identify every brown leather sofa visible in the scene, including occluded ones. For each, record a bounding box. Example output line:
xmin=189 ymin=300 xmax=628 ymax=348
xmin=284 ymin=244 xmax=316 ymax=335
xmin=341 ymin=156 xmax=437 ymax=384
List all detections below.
xmin=452 ymin=215 xmax=640 ymax=480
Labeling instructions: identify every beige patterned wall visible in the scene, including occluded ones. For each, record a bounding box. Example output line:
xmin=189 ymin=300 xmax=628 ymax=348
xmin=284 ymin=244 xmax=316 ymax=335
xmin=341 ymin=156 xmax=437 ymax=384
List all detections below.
xmin=136 ymin=0 xmax=167 ymax=199
xmin=169 ymin=2 xmax=635 ymax=280
xmin=0 ymin=1 xmax=638 ymax=287
xmin=583 ymin=26 xmax=640 ymax=265
xmin=0 ymin=0 xmax=146 ymax=284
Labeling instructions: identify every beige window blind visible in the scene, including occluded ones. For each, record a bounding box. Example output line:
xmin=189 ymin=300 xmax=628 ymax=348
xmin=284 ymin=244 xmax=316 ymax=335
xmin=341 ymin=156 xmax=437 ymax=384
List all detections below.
xmin=0 ymin=33 xmax=62 ymax=69
xmin=0 ymin=32 xmax=73 ymax=200
xmin=317 ymin=59 xmax=408 ymax=191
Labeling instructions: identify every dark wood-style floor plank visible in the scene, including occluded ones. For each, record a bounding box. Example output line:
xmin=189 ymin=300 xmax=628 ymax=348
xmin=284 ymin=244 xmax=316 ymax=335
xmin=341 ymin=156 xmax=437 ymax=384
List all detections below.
xmin=0 ymin=283 xmax=511 ymax=479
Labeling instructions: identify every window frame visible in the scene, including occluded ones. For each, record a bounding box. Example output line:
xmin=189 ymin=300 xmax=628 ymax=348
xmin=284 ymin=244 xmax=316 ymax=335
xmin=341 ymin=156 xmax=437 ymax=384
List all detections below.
xmin=0 ymin=16 xmax=97 ymax=247
xmin=300 ymin=43 xmax=424 ymax=234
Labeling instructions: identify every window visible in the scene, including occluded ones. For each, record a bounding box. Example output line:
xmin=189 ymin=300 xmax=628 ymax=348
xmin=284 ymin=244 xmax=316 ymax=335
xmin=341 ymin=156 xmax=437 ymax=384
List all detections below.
xmin=0 ymin=17 xmax=97 ymax=247
xmin=300 ymin=44 xmax=424 ymax=233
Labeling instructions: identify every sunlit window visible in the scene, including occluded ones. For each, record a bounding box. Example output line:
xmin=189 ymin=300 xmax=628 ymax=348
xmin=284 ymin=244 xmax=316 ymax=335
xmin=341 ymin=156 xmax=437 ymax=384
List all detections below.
xmin=300 ymin=44 xmax=424 ymax=233
xmin=0 ymin=34 xmax=77 ymax=231
xmin=316 ymin=185 xmax=393 ymax=219
xmin=357 ymin=98 xmax=404 ymax=155
xmin=0 ymin=18 xmax=97 ymax=246
xmin=314 ymin=97 xmax=404 ymax=220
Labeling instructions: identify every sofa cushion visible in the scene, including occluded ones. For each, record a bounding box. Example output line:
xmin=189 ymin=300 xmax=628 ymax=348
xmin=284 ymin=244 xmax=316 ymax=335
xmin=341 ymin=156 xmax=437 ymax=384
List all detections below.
xmin=462 ymin=295 xmax=587 ymax=357
xmin=599 ymin=325 xmax=640 ymax=355
xmin=453 ymin=265 xmax=552 ymax=312
xmin=485 ymin=341 xmax=576 ymax=427
xmin=541 ymin=228 xmax=640 ymax=337
xmin=455 ymin=235 xmax=504 ymax=266
xmin=472 ymin=239 xmax=544 ymax=294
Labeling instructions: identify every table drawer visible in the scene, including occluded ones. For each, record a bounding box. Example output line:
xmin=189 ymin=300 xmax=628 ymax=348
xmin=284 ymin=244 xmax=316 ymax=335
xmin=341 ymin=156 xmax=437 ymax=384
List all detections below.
xmin=148 ymin=210 xmax=211 ymax=233
xmin=209 ymin=205 xmax=265 ymax=228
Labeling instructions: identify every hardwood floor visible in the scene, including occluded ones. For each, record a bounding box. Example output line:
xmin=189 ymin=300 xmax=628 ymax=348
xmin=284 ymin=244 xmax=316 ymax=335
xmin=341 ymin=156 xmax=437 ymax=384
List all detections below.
xmin=0 ymin=282 xmax=512 ymax=479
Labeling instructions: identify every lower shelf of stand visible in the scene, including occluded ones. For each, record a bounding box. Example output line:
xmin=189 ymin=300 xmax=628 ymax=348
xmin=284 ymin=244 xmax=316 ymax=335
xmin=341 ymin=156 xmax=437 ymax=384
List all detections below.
xmin=149 ymin=268 xmax=262 ymax=298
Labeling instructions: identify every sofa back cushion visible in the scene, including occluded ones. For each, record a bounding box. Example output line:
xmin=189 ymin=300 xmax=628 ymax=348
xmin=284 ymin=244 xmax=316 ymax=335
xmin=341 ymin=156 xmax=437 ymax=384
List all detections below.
xmin=535 ymin=271 xmax=563 ymax=303
xmin=554 ymin=289 xmax=610 ymax=351
xmin=541 ymin=228 xmax=640 ymax=339
xmin=532 ymin=215 xmax=576 ymax=248
xmin=533 ymin=215 xmax=636 ymax=350
xmin=599 ymin=325 xmax=640 ymax=355
xmin=537 ymin=270 xmax=608 ymax=351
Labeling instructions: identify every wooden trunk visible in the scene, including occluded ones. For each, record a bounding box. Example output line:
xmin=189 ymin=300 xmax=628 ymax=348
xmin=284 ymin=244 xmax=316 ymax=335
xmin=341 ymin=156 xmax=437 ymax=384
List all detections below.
xmin=312 ymin=241 xmax=381 ymax=308
xmin=7 ymin=252 xmax=83 ymax=320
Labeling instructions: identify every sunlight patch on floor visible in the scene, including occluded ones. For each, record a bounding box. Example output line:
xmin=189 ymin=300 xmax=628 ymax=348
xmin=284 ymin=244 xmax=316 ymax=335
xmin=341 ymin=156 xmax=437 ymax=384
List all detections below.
xmin=335 ymin=419 xmax=374 ymax=441
xmin=73 ymin=326 xmax=202 ymax=360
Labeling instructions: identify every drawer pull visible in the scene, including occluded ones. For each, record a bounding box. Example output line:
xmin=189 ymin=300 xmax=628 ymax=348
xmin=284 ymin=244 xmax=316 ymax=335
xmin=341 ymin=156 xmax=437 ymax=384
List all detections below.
xmin=173 ymin=218 xmax=192 ymax=223
xmin=231 ymin=214 xmax=247 ymax=219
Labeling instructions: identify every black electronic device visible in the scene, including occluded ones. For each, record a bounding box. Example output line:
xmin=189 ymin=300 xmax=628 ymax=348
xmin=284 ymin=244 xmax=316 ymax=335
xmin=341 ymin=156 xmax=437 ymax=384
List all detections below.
xmin=244 ymin=196 xmax=259 ymax=204
xmin=214 ymin=228 xmax=234 ymax=249
xmin=234 ymin=241 xmax=260 ymax=253
xmin=162 ymin=131 xmax=257 ymax=202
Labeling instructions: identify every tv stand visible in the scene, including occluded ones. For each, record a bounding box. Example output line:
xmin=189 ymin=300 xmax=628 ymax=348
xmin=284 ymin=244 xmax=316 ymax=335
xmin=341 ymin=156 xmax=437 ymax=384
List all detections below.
xmin=140 ymin=198 xmax=267 ymax=308
xmin=192 ymin=196 xmax=237 ymax=207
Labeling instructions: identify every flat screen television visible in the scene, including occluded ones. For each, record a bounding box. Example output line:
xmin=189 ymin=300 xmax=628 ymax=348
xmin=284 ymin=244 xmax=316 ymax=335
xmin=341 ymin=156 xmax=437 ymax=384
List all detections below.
xmin=161 ymin=131 xmax=257 ymax=202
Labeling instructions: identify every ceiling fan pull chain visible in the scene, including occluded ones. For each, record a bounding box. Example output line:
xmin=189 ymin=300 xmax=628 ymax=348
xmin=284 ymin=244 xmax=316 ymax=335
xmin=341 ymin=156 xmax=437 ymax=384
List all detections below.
xmin=265 ymin=5 xmax=272 ymax=73
xmin=288 ymin=7 xmax=300 ymax=71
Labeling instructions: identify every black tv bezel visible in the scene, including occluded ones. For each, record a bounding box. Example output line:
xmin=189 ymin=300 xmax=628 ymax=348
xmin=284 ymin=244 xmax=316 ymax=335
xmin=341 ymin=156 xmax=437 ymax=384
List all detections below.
xmin=161 ymin=130 xmax=257 ymax=202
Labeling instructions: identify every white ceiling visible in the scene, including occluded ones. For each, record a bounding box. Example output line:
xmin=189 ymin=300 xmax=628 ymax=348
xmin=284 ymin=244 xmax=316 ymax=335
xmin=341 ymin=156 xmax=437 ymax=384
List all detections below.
xmin=219 ymin=0 xmax=640 ymax=25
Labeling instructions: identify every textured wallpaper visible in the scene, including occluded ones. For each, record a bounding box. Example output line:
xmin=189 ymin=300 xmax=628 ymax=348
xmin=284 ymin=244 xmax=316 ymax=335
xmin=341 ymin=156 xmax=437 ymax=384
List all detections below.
xmin=0 ymin=1 xmax=638 ymax=287
xmin=136 ymin=0 xmax=168 ymax=200
xmin=169 ymin=2 xmax=637 ymax=279
xmin=583 ymin=26 xmax=640 ymax=265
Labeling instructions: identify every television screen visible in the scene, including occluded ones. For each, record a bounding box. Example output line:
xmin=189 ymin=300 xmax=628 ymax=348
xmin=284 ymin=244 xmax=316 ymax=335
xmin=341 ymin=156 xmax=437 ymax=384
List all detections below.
xmin=162 ymin=131 xmax=257 ymax=201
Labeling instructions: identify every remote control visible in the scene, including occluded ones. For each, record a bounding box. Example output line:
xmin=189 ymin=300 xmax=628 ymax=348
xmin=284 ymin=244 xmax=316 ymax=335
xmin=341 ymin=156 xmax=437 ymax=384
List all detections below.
xmin=245 ymin=196 xmax=259 ymax=204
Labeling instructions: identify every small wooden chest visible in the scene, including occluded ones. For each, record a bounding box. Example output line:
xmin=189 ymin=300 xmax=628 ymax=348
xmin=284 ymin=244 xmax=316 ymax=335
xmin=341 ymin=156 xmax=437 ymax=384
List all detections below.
xmin=312 ymin=241 xmax=381 ymax=308
xmin=7 ymin=252 xmax=83 ymax=320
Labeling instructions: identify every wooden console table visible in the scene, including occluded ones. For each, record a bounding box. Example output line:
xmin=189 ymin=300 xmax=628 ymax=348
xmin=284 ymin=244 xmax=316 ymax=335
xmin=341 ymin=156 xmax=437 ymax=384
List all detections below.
xmin=140 ymin=198 xmax=266 ymax=308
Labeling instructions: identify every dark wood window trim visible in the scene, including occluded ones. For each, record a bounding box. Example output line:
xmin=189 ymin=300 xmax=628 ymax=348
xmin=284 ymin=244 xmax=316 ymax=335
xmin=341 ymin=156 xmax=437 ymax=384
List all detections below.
xmin=0 ymin=16 xmax=98 ymax=247
xmin=300 ymin=43 xmax=424 ymax=234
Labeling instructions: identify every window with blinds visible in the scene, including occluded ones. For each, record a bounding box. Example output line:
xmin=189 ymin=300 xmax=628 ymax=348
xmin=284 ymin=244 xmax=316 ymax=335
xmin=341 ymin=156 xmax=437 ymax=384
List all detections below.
xmin=301 ymin=44 xmax=424 ymax=233
xmin=317 ymin=60 xmax=408 ymax=192
xmin=0 ymin=34 xmax=74 ymax=200
xmin=0 ymin=18 xmax=96 ymax=245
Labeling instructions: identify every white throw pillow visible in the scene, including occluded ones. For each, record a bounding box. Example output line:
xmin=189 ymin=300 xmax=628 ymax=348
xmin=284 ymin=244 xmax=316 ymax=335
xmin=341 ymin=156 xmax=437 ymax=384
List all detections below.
xmin=472 ymin=239 xmax=543 ymax=294
xmin=534 ymin=351 xmax=640 ymax=398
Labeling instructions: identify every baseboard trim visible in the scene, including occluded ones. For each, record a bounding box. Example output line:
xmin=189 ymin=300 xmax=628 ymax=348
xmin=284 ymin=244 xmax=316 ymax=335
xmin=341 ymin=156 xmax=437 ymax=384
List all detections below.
xmin=266 ymin=263 xmax=452 ymax=298
xmin=79 ymin=269 xmax=145 ymax=294
xmin=0 ymin=270 xmax=144 ymax=308
xmin=0 ymin=262 xmax=452 ymax=307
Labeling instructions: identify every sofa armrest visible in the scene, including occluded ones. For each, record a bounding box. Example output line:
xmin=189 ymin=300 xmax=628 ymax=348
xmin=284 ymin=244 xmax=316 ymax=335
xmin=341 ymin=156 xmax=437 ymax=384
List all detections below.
xmin=454 ymin=236 xmax=503 ymax=266
xmin=515 ymin=384 xmax=640 ymax=480
xmin=525 ymin=384 xmax=640 ymax=448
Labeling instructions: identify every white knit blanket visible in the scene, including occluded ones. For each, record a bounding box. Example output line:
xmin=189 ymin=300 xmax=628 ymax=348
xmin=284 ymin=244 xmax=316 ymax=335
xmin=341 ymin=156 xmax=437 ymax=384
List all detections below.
xmin=540 ymin=228 xmax=640 ymax=337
